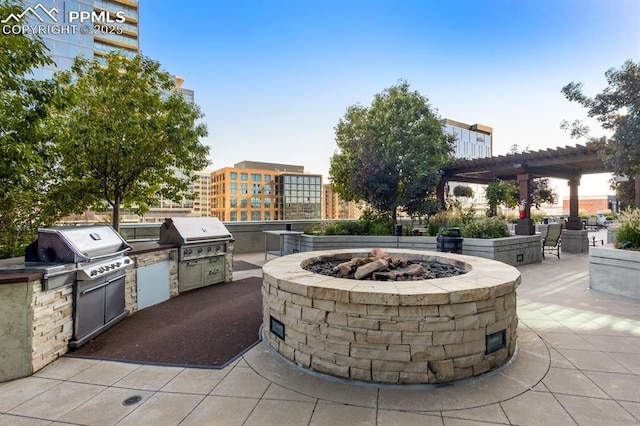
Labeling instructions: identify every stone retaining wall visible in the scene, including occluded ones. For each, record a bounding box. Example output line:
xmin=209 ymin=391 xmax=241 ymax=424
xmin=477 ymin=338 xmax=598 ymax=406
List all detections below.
xmin=286 ymin=234 xmax=542 ymax=266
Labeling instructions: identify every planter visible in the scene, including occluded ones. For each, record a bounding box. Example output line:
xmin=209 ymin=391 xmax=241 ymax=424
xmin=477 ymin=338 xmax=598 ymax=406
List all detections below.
xmin=284 ymin=234 xmax=542 ymax=266
xmin=589 ymin=245 xmax=640 ymax=299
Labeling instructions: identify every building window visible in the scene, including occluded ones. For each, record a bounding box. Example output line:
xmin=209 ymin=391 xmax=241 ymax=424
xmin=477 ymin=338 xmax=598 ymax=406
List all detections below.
xmin=230 ymin=183 xmax=238 ymax=194
xmin=251 ymin=197 xmax=261 ymax=208
xmin=241 ymin=198 xmax=248 ymax=208
xmin=252 ymin=184 xmax=261 ymax=194
xmin=251 ymin=211 xmax=261 ymax=221
xmin=251 ymin=174 xmax=261 ymax=181
xmin=230 ymin=172 xmax=237 ymax=180
xmin=264 ymin=211 xmax=271 ymax=220
xmin=230 ymin=211 xmax=237 ymax=221
xmin=241 ymin=211 xmax=247 ymax=221
xmin=264 ymin=198 xmax=271 ymax=208
xmin=264 ymin=184 xmax=271 ymax=195
xmin=265 ymin=175 xmax=271 ymax=182
xmin=230 ymin=197 xmax=237 ymax=208
xmin=241 ymin=173 xmax=248 ymax=180
xmin=241 ymin=183 xmax=248 ymax=194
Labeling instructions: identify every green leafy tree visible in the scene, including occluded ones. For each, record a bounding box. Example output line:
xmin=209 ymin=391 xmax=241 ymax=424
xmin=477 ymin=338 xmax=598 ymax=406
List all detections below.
xmin=562 ymin=59 xmax=640 ymax=206
xmin=0 ymin=0 xmax=61 ymax=257
xmin=485 ymin=180 xmax=519 ymax=217
xmin=50 ymin=52 xmax=210 ymax=231
xmin=329 ymin=80 xmax=455 ymax=225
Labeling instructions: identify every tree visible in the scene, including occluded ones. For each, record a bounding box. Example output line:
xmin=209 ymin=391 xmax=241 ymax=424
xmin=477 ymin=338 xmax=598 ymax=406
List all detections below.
xmin=0 ymin=0 xmax=61 ymax=257
xmin=50 ymin=52 xmax=210 ymax=230
xmin=561 ymin=59 xmax=640 ymax=207
xmin=485 ymin=180 xmax=518 ymax=217
xmin=329 ymin=80 xmax=455 ymax=225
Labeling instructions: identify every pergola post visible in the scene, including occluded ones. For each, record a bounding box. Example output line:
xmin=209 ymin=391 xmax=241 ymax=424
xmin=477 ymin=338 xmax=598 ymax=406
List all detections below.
xmin=437 ymin=178 xmax=447 ymax=210
xmin=515 ymin=173 xmax=535 ymax=235
xmin=635 ymin=174 xmax=640 ymax=208
xmin=566 ymin=177 xmax=582 ymax=230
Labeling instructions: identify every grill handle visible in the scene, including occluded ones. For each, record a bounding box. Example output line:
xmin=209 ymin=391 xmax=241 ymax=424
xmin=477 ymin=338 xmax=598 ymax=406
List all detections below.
xmin=86 ymin=246 xmax=132 ymax=262
xmin=81 ymin=274 xmax=125 ymax=295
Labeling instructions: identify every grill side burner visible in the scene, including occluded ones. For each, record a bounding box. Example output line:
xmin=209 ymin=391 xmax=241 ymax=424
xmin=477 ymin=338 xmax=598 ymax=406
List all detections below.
xmin=159 ymin=218 xmax=234 ymax=292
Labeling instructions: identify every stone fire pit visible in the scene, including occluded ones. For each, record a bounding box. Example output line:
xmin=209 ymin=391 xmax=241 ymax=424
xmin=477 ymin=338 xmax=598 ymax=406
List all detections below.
xmin=262 ymin=248 xmax=520 ymax=384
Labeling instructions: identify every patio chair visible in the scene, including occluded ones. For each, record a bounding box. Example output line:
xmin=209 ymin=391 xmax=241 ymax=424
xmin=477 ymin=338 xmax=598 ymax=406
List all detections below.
xmin=541 ymin=223 xmax=562 ymax=259
xmin=585 ymin=216 xmax=598 ymax=231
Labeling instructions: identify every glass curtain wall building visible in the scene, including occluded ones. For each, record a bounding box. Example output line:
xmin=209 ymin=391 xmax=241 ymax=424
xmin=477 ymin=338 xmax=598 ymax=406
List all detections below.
xmin=443 ymin=119 xmax=493 ymax=160
xmin=22 ymin=0 xmax=139 ymax=79
xmin=282 ymin=174 xmax=322 ymax=220
xmin=443 ymin=119 xmax=494 ymax=208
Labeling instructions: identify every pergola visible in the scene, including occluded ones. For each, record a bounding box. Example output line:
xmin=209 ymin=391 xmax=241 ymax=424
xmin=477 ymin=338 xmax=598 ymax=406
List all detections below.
xmin=439 ymin=143 xmax=609 ymax=236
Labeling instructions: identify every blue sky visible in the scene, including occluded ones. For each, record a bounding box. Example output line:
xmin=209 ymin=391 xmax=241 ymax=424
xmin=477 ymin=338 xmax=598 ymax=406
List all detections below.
xmin=140 ymin=0 xmax=639 ymax=195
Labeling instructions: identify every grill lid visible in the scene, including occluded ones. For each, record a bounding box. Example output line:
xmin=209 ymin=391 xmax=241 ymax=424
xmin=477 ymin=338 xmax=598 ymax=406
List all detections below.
xmin=25 ymin=225 xmax=132 ymax=263
xmin=159 ymin=217 xmax=233 ymax=245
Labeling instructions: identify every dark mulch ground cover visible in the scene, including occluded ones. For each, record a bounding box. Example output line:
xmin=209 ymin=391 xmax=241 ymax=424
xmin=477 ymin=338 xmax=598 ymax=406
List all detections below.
xmin=233 ymin=260 xmax=262 ymax=271
xmin=67 ymin=276 xmax=263 ymax=368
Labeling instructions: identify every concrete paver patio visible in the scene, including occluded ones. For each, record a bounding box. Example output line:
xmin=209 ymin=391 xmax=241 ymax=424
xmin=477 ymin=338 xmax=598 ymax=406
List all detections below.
xmin=1 ymin=233 xmax=639 ymax=425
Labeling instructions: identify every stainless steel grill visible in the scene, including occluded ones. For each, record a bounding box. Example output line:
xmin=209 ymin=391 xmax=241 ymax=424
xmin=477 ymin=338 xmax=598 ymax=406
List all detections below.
xmin=24 ymin=225 xmax=133 ymax=349
xmin=159 ymin=217 xmax=233 ymax=292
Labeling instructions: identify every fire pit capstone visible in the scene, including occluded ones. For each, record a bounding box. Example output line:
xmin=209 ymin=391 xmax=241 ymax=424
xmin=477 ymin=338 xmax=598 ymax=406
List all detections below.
xmin=263 ymin=248 xmax=520 ymax=385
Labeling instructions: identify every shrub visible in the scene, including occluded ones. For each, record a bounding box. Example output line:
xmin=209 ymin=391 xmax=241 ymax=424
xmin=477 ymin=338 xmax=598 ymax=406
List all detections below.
xmin=614 ymin=208 xmax=640 ymax=250
xmin=462 ymin=216 xmax=510 ymax=239
xmin=306 ymin=211 xmax=392 ymax=236
xmin=427 ymin=211 xmax=462 ymax=236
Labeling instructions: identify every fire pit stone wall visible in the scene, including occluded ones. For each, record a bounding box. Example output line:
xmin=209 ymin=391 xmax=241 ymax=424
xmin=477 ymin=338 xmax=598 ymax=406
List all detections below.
xmin=262 ymin=248 xmax=520 ymax=384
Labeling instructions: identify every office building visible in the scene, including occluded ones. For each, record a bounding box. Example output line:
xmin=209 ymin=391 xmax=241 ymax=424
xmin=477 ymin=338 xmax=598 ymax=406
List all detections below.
xmin=443 ymin=119 xmax=493 ymax=208
xmin=192 ymin=171 xmax=212 ymax=217
xmin=322 ymin=184 xmax=361 ymax=219
xmin=19 ymin=0 xmax=139 ymax=79
xmin=443 ymin=119 xmax=493 ymax=160
xmin=210 ymin=161 xmax=322 ymax=222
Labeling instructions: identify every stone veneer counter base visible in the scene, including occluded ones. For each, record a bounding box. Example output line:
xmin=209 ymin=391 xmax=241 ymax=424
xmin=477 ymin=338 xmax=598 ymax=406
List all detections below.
xmin=262 ymin=248 xmax=521 ymax=385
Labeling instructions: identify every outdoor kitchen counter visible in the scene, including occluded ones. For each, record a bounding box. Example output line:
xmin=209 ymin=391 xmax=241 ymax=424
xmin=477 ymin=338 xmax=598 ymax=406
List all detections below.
xmin=0 ymin=242 xmax=178 ymax=285
xmin=0 ymin=257 xmax=41 ymax=285
xmin=129 ymin=241 xmax=177 ymax=255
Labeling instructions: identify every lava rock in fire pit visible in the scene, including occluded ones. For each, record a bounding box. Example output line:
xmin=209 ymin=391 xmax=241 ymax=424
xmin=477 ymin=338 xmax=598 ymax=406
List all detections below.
xmin=304 ymin=248 xmax=466 ymax=281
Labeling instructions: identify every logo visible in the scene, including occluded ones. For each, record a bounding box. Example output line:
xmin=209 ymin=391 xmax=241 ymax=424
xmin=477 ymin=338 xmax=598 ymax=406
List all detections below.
xmin=1 ymin=3 xmax=59 ymax=23
xmin=2 ymin=2 xmax=126 ymax=36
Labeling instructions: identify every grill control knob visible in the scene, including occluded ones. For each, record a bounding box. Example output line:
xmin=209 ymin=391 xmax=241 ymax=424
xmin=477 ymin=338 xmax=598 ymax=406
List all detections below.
xmin=91 ymin=270 xmax=97 ymax=276
xmin=207 ymin=246 xmax=212 ymax=252
xmin=198 ymin=247 xmax=203 ymax=253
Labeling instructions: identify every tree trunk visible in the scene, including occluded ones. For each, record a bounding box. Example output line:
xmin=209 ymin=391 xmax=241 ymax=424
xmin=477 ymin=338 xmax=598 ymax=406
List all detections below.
xmin=112 ymin=197 xmax=121 ymax=232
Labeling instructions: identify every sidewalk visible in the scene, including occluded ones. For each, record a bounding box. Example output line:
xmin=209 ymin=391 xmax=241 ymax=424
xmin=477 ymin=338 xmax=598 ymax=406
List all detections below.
xmin=1 ymin=241 xmax=639 ymax=425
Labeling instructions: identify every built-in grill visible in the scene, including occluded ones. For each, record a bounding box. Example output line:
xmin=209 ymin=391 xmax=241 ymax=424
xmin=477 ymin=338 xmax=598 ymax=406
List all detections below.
xmin=159 ymin=217 xmax=233 ymax=292
xmin=24 ymin=225 xmax=133 ymax=349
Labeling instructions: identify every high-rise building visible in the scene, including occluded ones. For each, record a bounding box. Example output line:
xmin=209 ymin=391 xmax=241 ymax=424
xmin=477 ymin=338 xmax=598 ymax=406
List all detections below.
xmin=210 ymin=161 xmax=322 ymax=222
xmin=192 ymin=171 xmax=212 ymax=217
xmin=443 ymin=119 xmax=494 ymax=208
xmin=443 ymin=119 xmax=493 ymax=160
xmin=18 ymin=0 xmax=139 ymax=79
xmin=322 ymin=184 xmax=361 ymax=219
